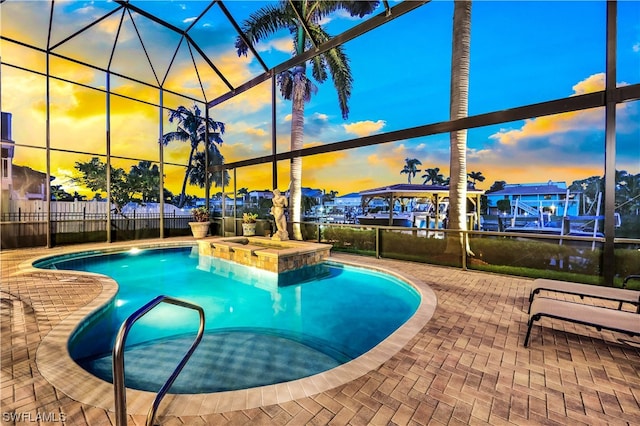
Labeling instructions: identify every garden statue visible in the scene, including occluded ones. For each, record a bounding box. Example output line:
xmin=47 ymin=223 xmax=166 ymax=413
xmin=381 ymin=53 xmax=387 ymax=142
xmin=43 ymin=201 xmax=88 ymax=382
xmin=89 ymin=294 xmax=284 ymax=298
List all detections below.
xmin=270 ymin=188 xmax=289 ymax=241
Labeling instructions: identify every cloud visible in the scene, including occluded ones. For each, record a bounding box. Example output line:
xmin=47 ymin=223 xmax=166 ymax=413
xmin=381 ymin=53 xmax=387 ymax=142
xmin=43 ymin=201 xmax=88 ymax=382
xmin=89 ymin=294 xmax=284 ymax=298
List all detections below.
xmin=489 ymin=108 xmax=604 ymax=146
xmin=633 ymin=42 xmax=640 ymax=53
xmin=364 ymin=144 xmax=410 ymax=177
xmin=301 ymin=150 xmax=361 ymax=190
xmin=274 ymin=111 xmax=346 ymax=148
xmin=246 ymin=127 xmax=268 ymax=137
xmin=98 ymin=16 xmax=126 ymax=37
xmin=490 ymin=73 xmax=635 ymax=149
xmin=256 ymin=37 xmax=293 ymax=54
xmin=220 ymin=121 xmax=273 ymax=162
xmin=490 ymin=74 xmax=611 ymax=146
xmin=367 ymin=154 xmax=385 ymax=165
xmin=217 ymin=77 xmax=272 ymax=115
xmin=571 ymin=73 xmax=605 ymax=95
xmin=50 ymin=167 xmax=76 ymax=188
xmin=301 ymin=113 xmax=332 ymax=137
xmin=343 ymin=120 xmax=386 ymax=137
xmin=222 ymin=142 xmax=266 ymax=163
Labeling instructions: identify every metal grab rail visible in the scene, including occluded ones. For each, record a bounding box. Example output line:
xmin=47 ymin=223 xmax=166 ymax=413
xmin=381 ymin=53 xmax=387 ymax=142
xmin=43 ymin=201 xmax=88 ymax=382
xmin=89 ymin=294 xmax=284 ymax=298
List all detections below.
xmin=112 ymin=295 xmax=205 ymax=426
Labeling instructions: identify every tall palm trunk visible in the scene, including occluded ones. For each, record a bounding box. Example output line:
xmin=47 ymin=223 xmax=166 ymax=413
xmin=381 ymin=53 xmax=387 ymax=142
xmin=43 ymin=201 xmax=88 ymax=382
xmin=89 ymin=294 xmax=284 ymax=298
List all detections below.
xmin=445 ymin=1 xmax=473 ymax=257
xmin=178 ymin=146 xmax=197 ymax=208
xmin=290 ymin=2 xmax=308 ymax=241
xmin=290 ymin=65 xmax=306 ymax=240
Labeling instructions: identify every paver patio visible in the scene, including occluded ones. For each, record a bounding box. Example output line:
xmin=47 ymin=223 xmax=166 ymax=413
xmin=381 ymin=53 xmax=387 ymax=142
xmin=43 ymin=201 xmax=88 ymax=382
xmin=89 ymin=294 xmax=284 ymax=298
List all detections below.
xmin=1 ymin=239 xmax=639 ymax=425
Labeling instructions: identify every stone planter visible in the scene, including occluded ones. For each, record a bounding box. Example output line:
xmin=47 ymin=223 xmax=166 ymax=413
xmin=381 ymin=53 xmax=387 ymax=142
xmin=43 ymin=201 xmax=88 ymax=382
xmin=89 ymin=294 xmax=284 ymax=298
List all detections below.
xmin=189 ymin=221 xmax=210 ymax=238
xmin=242 ymin=223 xmax=256 ymax=236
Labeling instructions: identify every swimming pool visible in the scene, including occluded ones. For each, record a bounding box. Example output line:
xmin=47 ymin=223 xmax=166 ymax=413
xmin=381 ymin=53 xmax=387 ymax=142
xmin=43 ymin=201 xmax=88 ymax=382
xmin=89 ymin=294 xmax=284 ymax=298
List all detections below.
xmin=36 ymin=245 xmax=421 ymax=393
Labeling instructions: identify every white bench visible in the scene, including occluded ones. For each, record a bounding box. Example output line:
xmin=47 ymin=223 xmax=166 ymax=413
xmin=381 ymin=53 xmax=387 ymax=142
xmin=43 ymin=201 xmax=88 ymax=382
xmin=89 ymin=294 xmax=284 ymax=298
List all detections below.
xmin=524 ymin=297 xmax=640 ymax=347
xmin=528 ymin=277 xmax=640 ymax=314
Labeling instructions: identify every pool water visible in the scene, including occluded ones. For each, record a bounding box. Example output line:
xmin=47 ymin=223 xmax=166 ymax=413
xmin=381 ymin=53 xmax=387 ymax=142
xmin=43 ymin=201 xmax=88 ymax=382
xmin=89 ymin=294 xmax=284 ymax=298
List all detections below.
xmin=37 ymin=246 xmax=420 ymax=393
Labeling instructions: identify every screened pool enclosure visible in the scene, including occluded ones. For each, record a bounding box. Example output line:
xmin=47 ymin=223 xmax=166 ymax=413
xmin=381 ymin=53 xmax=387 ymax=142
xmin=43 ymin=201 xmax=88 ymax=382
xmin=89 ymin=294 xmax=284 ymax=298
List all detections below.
xmin=1 ymin=0 xmax=639 ymax=285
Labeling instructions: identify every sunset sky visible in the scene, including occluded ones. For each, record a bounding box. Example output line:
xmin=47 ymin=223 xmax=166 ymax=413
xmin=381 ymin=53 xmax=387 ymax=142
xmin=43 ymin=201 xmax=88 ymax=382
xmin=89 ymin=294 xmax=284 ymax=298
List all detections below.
xmin=1 ymin=1 xmax=638 ymax=199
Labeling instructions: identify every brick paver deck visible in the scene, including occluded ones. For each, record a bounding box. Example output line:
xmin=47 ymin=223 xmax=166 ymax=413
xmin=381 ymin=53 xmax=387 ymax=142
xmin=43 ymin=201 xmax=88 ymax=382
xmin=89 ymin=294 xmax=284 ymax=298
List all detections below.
xmin=2 ymin=239 xmax=639 ymax=425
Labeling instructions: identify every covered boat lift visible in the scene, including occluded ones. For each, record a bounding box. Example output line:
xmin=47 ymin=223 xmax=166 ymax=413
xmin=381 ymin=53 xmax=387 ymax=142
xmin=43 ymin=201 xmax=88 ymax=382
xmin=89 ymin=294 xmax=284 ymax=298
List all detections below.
xmin=358 ymin=184 xmax=485 ymax=229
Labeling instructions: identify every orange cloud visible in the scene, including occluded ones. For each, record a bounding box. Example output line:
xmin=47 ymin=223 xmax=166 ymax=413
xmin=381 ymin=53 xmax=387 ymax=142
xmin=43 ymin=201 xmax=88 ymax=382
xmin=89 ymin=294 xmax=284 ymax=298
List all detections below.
xmin=490 ymin=108 xmax=604 ymax=145
xmin=343 ymin=120 xmax=386 ymax=137
xmin=363 ymin=141 xmax=438 ymax=175
xmin=223 ymin=141 xmax=269 ymax=163
xmin=304 ymin=160 xmax=361 ymax=192
xmin=571 ymin=73 xmax=605 ymax=95
xmin=366 ymin=154 xmax=384 ymax=165
xmin=490 ymin=73 xmax=613 ymax=146
xmin=245 ymin=127 xmax=268 ymax=137
xmin=218 ymin=79 xmax=272 ymax=115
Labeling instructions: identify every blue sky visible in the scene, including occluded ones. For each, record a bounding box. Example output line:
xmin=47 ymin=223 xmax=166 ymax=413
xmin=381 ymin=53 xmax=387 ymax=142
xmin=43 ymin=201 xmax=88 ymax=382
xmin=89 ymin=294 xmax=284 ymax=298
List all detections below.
xmin=2 ymin=0 xmax=638 ymax=196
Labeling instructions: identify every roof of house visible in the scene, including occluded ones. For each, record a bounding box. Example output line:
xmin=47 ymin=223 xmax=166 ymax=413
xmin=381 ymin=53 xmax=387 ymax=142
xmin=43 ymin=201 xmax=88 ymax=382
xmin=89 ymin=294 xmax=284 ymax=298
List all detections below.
xmin=338 ymin=192 xmax=362 ymax=199
xmin=488 ymin=183 xmax=578 ymax=196
xmin=359 ymin=183 xmax=484 ymax=198
xmin=301 ymin=188 xmax=324 ymax=198
xmin=12 ymin=164 xmax=49 ymax=180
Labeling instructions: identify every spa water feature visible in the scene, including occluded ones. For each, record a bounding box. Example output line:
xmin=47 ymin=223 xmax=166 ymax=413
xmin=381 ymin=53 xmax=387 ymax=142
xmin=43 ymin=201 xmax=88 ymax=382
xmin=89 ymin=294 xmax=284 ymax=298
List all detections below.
xmin=197 ymin=236 xmax=332 ymax=273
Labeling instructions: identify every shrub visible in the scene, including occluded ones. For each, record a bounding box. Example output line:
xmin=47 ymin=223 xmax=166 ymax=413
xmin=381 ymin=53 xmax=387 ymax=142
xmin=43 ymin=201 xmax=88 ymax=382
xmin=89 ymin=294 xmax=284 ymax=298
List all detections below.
xmin=242 ymin=212 xmax=258 ymax=223
xmin=470 ymin=237 xmax=601 ymax=273
xmin=191 ymin=207 xmax=209 ymax=222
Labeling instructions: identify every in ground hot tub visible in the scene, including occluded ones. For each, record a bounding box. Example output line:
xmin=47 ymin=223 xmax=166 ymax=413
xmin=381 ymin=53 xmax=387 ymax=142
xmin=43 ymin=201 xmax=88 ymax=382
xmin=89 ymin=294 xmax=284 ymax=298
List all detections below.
xmin=197 ymin=236 xmax=332 ymax=273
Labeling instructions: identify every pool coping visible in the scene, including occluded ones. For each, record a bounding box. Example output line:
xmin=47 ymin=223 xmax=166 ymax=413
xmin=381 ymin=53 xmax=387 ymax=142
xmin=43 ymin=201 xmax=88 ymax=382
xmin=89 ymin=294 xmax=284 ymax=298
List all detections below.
xmin=20 ymin=240 xmax=437 ymax=417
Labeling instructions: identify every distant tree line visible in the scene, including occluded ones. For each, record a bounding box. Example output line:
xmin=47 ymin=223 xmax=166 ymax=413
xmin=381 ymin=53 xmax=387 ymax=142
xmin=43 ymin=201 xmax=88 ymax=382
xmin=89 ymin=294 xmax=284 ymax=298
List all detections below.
xmin=400 ymin=157 xmax=485 ymax=188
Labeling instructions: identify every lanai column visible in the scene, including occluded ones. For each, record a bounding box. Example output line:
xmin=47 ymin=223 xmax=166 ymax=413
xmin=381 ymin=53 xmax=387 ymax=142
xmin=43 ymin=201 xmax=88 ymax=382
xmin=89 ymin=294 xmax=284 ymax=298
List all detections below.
xmin=475 ymin=192 xmax=482 ymax=230
xmin=388 ymin=194 xmax=394 ymax=226
xmin=434 ymin=193 xmax=440 ymax=229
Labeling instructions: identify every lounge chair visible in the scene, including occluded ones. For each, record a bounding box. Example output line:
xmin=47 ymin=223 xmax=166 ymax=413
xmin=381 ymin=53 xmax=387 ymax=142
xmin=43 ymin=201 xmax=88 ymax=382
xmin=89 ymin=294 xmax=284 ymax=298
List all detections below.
xmin=524 ymin=297 xmax=640 ymax=347
xmin=528 ymin=276 xmax=640 ymax=314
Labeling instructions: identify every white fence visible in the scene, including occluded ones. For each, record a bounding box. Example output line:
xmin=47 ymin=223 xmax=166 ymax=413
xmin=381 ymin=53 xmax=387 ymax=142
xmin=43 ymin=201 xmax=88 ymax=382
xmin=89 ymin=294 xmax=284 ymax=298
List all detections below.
xmin=4 ymin=200 xmax=188 ymax=218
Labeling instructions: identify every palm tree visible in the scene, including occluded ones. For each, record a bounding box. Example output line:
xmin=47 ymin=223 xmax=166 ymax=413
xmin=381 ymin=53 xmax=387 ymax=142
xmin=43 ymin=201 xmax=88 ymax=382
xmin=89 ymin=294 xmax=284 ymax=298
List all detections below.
xmin=445 ymin=1 xmax=473 ymax=258
xmin=50 ymin=185 xmax=74 ymax=201
xmin=400 ymin=158 xmax=422 ymax=184
xmin=73 ymin=157 xmax=132 ymax=215
xmin=235 ymin=1 xmax=379 ymax=239
xmin=487 ymin=180 xmax=506 ymax=193
xmin=467 ymin=170 xmax=485 ymax=188
xmin=161 ymin=105 xmax=225 ymax=208
xmin=622 ymin=173 xmax=640 ymax=216
xmin=237 ymin=187 xmax=250 ymax=209
xmin=188 ymin=144 xmax=230 ymax=194
xmin=422 ymin=167 xmax=445 ymax=185
xmin=128 ymin=160 xmax=161 ymax=202
xmin=614 ymin=170 xmax=640 ymax=217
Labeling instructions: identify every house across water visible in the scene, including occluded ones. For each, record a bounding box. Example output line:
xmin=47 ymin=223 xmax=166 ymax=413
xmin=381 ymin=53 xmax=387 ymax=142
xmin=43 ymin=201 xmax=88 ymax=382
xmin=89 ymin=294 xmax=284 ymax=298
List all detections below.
xmin=483 ymin=181 xmax=616 ymax=237
xmin=485 ymin=181 xmax=580 ymax=219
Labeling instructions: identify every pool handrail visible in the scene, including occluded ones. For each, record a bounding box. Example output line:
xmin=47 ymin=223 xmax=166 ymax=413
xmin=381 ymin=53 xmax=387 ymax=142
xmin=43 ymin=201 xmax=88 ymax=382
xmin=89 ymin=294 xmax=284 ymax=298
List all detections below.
xmin=112 ymin=295 xmax=205 ymax=426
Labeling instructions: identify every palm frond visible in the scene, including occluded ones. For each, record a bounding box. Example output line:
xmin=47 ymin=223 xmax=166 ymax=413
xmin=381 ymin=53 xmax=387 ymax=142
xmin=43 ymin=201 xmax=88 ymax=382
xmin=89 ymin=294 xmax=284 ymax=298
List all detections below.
xmin=189 ymin=145 xmax=229 ymax=189
xmin=277 ymin=70 xmax=294 ymax=100
xmin=322 ymin=46 xmax=353 ymax=119
xmin=310 ymin=55 xmax=328 ymax=83
xmin=236 ymin=3 xmax=293 ymax=56
xmin=161 ymin=130 xmax=190 ymax=146
xmin=310 ymin=1 xmax=380 ymax=22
